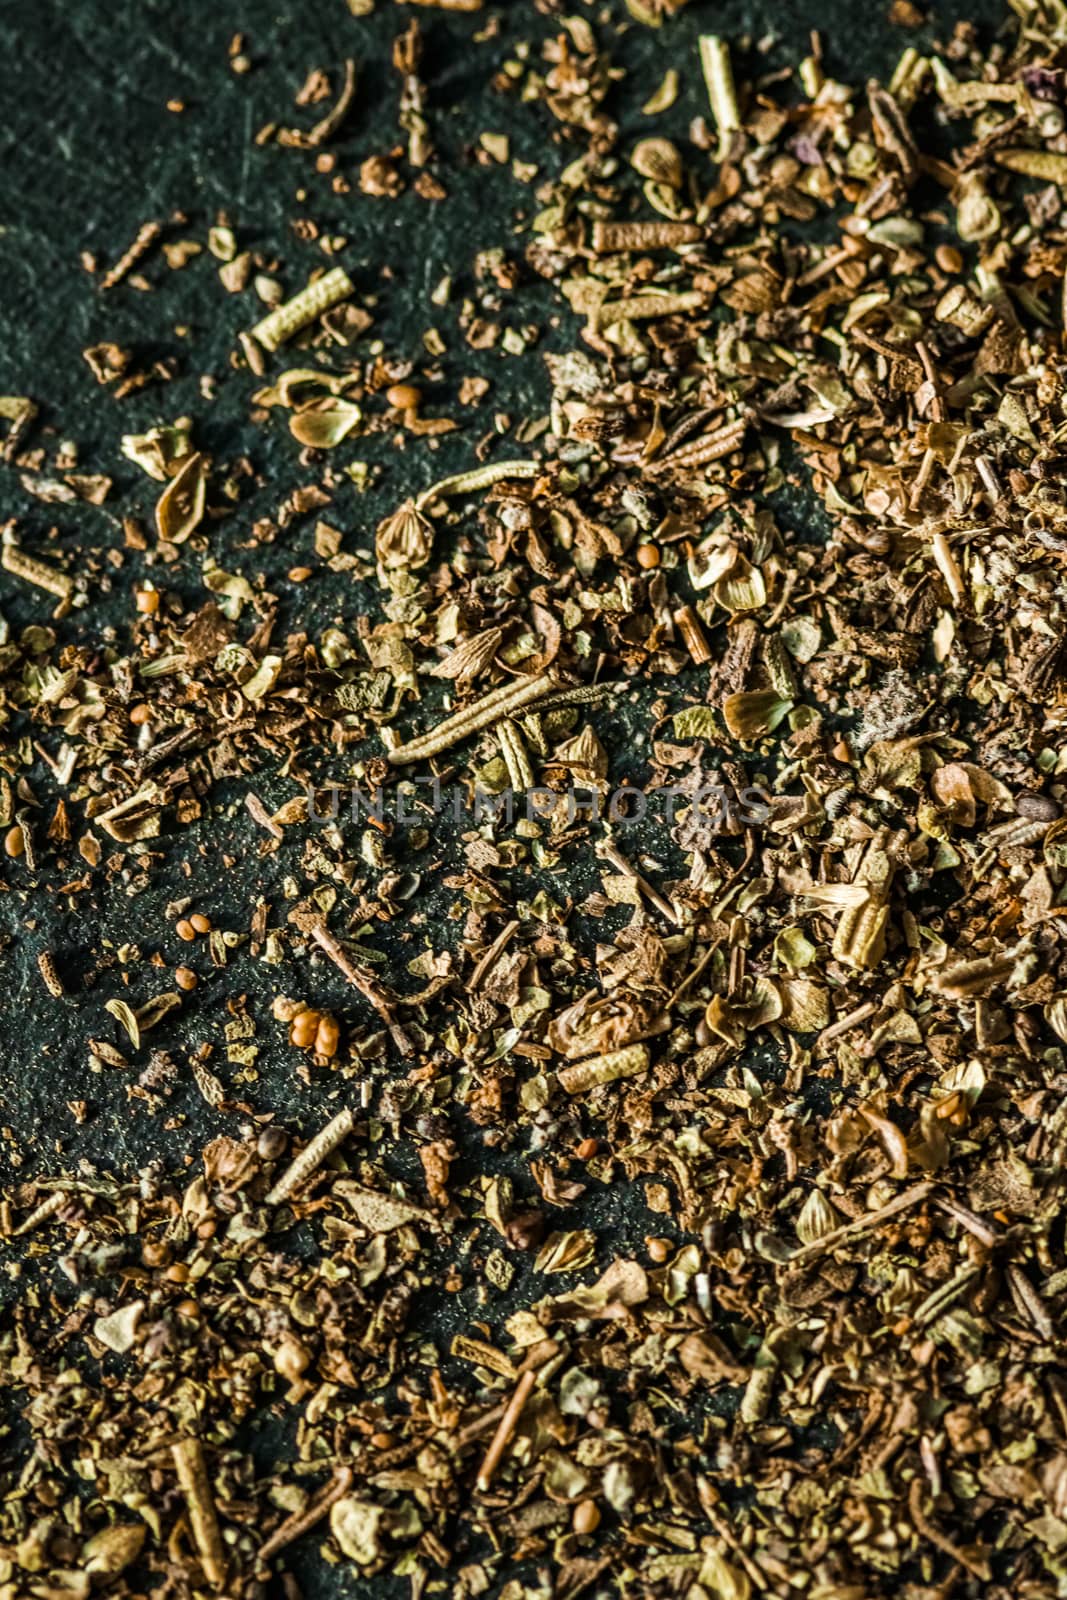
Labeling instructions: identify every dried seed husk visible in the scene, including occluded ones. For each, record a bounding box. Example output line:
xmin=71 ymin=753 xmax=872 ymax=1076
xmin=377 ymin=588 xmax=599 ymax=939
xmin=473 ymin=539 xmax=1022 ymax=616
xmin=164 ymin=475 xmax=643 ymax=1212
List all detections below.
xmin=642 ymin=69 xmax=680 ymax=113
xmin=631 ymin=137 xmax=683 ymax=189
xmin=1046 ymin=994 xmax=1067 ymax=1045
xmin=376 ymin=500 xmax=434 ymax=570
xmin=105 ymin=999 xmax=141 ymax=1050
xmin=776 ymin=977 xmax=830 ymax=1032
xmin=155 ymin=451 xmax=207 ymax=544
xmin=795 ymin=1188 xmax=839 ymax=1247
xmin=122 ymin=419 xmax=194 ymax=481
xmin=534 ymin=1228 xmax=597 ymax=1274
xmin=714 ymin=559 xmax=766 ymax=614
xmin=722 ymin=690 xmax=793 ymax=740
xmin=289 ymin=397 xmax=362 ymax=449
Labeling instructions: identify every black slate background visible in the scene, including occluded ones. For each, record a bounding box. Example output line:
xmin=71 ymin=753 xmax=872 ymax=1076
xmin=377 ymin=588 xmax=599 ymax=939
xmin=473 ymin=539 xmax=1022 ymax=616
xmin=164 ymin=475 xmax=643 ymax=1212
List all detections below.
xmin=0 ymin=2 xmax=1005 ymax=1596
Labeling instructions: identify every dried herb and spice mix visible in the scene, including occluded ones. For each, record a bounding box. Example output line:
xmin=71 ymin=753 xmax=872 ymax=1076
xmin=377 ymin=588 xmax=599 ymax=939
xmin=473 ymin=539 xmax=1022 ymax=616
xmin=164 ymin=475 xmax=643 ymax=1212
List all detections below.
xmin=6 ymin=0 xmax=1067 ymax=1595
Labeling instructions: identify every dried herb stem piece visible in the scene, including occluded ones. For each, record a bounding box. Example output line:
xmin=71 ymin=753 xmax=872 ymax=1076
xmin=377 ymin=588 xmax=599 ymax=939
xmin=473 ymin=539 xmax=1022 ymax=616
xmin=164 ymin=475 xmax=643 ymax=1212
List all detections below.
xmin=591 ymin=220 xmax=702 ymax=252
xmin=256 ymin=1466 xmax=353 ymax=1568
xmin=599 ymin=841 xmax=680 ymax=925
xmin=251 ymin=267 xmax=355 ymax=353
xmin=908 ymin=1477 xmax=990 ymax=1582
xmin=599 ymin=289 xmax=705 ymax=326
xmin=13 ymin=1189 xmax=65 ymax=1236
xmin=557 ymin=1043 xmax=650 ymax=1095
xmin=699 ymin=36 xmax=740 ymax=159
xmin=1 ymin=540 xmax=73 ymax=599
xmin=414 ymin=458 xmax=540 ymax=510
xmin=469 ymin=919 xmax=519 ymax=989
xmin=673 ymin=604 xmax=712 ymax=664
xmin=100 ymin=221 xmax=162 ymax=291
xmin=308 ymin=922 xmax=413 ymax=1055
xmin=386 ymin=672 xmax=559 ymax=765
xmin=264 ymin=1107 xmax=356 ymax=1206
xmin=817 ymin=999 xmax=877 ymax=1044
xmin=994 ymin=147 xmax=1067 ymax=185
xmin=791 ymin=1180 xmax=935 ymax=1263
xmin=171 ymin=1437 xmax=227 ymax=1589
xmin=654 ymin=414 xmax=748 ymax=468
xmin=36 ymin=951 xmax=65 ymax=998
xmin=497 ymin=718 xmax=534 ymax=790
xmin=933 ymin=1195 xmax=999 ymax=1248
xmin=308 ymin=59 xmax=356 ymax=146
xmin=475 ymin=1368 xmax=537 ymax=1492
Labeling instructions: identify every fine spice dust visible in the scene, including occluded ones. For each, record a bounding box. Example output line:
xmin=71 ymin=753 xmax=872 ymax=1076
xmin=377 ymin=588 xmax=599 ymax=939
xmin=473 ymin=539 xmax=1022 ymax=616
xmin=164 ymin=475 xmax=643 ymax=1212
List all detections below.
xmin=5 ymin=2 xmax=1067 ymax=1597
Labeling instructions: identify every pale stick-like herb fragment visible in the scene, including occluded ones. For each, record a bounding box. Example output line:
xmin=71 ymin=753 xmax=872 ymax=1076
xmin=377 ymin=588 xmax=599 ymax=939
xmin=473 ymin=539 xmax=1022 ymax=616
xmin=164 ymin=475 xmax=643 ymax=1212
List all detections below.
xmin=497 ymin=718 xmax=534 ymax=791
xmin=790 ymin=1181 xmax=935 ymax=1263
xmin=994 ymin=147 xmax=1067 ymax=185
xmin=1 ymin=540 xmax=73 ymax=599
xmin=931 ymin=531 xmax=965 ymax=605
xmin=591 ymin=221 xmax=702 ymax=252
xmin=599 ymin=841 xmax=680 ymax=925
xmin=256 ymin=1466 xmax=354 ymax=1568
xmin=308 ymin=921 xmax=414 ymax=1055
xmin=251 ymin=266 xmax=355 ymax=353
xmin=699 ymin=36 xmax=740 ymax=159
xmin=673 ymin=604 xmax=712 ymax=664
xmin=654 ymin=414 xmax=749 ymax=468
xmin=307 ymin=59 xmax=356 ymax=146
xmin=100 ymin=220 xmax=162 ymax=291
xmin=908 ymin=1477 xmax=991 ymax=1582
xmin=414 ymin=458 xmax=540 ymax=510
xmin=816 ymin=998 xmax=878 ymax=1045
xmin=469 ymin=919 xmax=519 ymax=990
xmin=12 ymin=1189 xmax=65 ymax=1236
xmin=36 ymin=951 xmax=65 ymax=998
xmin=264 ymin=1107 xmax=356 ymax=1206
xmin=557 ymin=1043 xmax=650 ymax=1096
xmin=598 ymin=290 xmax=705 ymax=326
xmin=171 ymin=1437 xmax=227 ymax=1589
xmin=385 ymin=671 xmax=559 ymax=765
xmin=475 ymin=1368 xmax=537 ymax=1492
